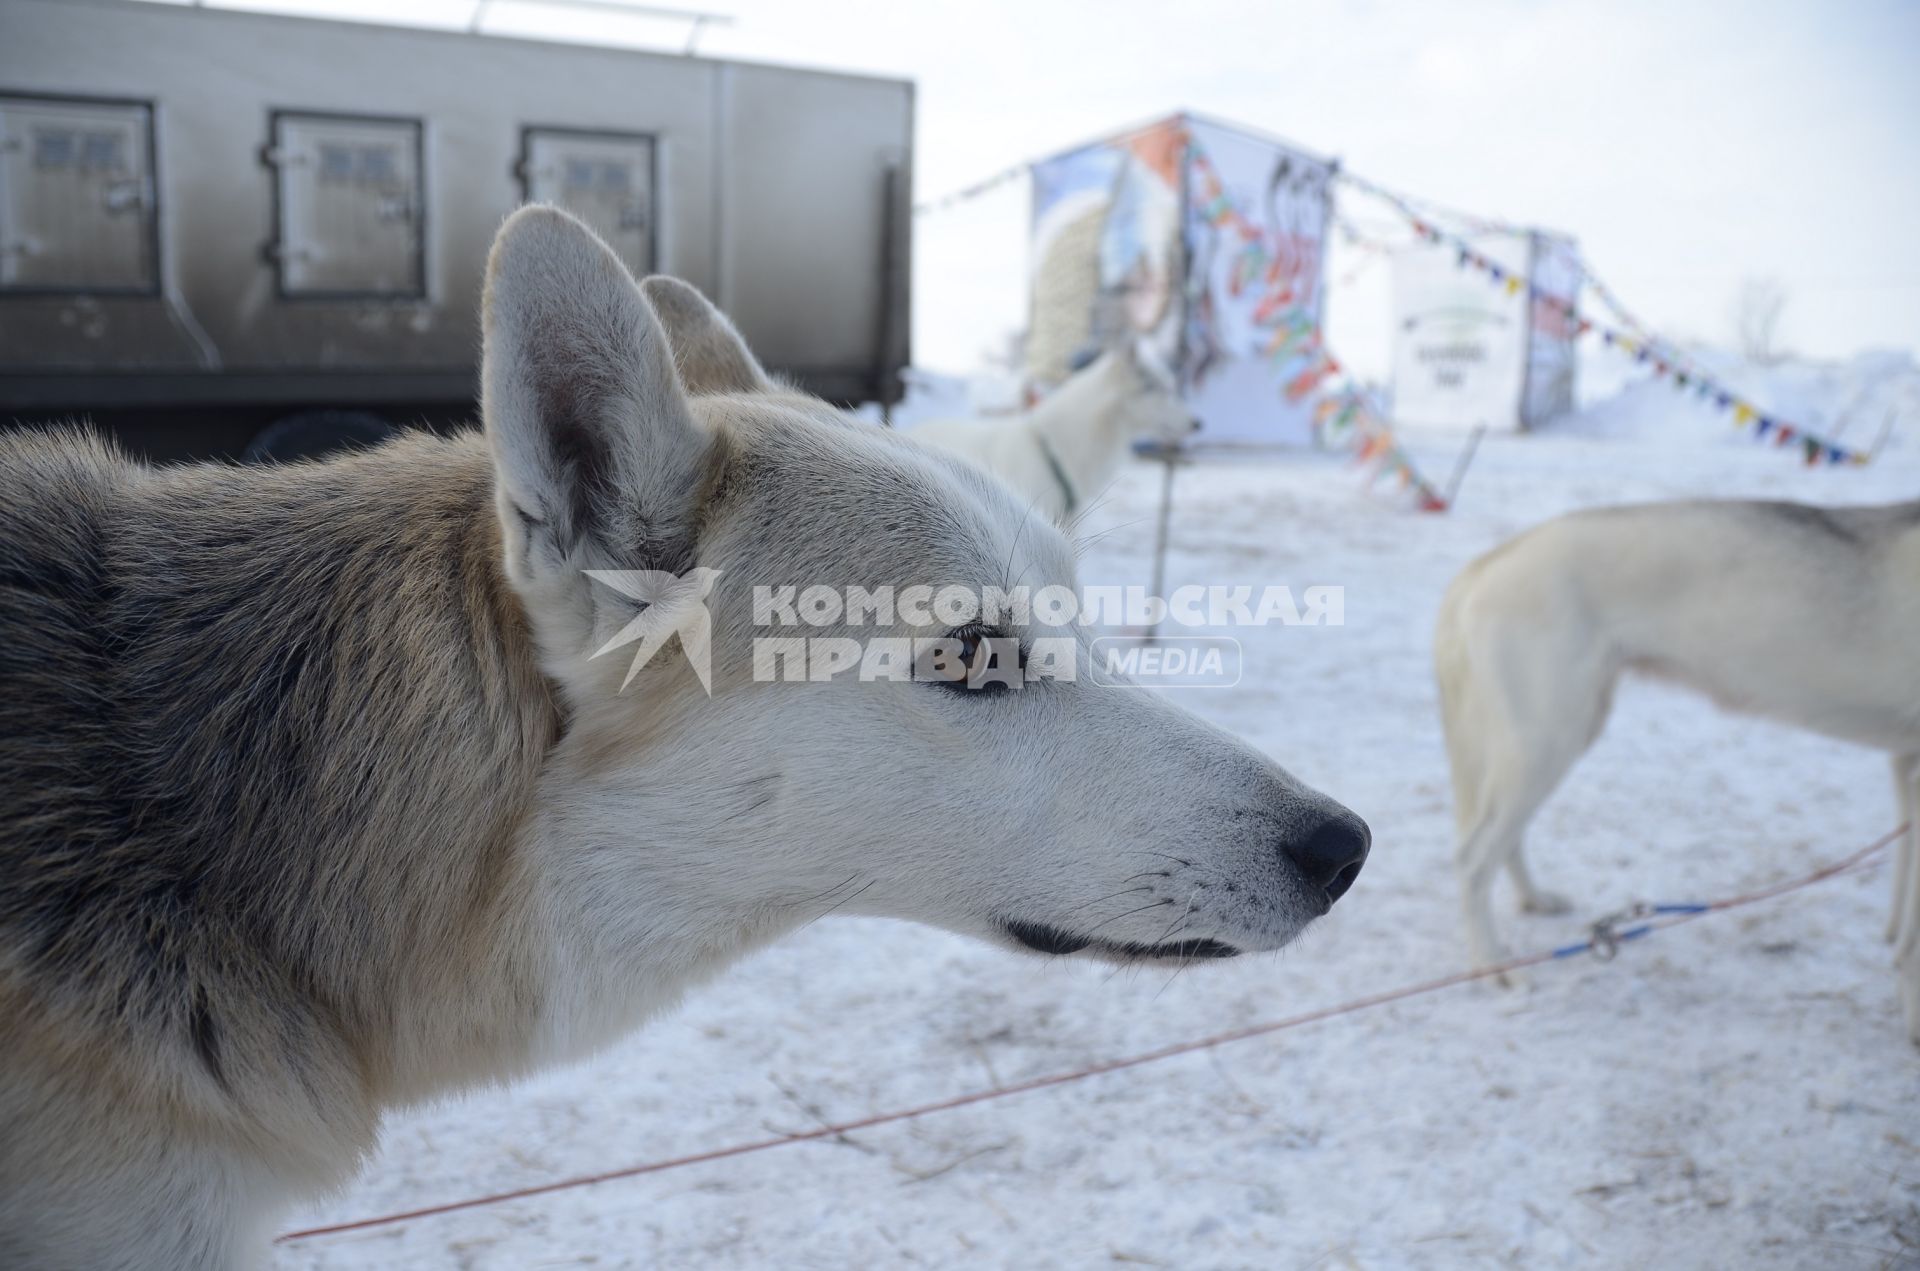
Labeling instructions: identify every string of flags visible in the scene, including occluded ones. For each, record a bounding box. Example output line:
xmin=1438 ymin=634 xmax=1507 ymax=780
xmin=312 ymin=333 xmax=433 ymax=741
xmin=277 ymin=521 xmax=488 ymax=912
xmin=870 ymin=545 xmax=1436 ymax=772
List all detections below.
xmin=1315 ymin=388 xmax=1450 ymax=513
xmin=912 ymin=120 xmax=1188 ymax=217
xmin=1329 ymin=216 xmax=1396 ymax=288
xmin=1416 ymin=220 xmax=1869 ymax=466
xmin=911 ymin=160 xmax=1029 ymax=217
xmin=1189 ymin=138 xmax=1446 ymax=510
xmin=1576 ymin=262 xmax=1681 ymax=363
xmin=1336 ymin=164 xmax=1873 ymax=467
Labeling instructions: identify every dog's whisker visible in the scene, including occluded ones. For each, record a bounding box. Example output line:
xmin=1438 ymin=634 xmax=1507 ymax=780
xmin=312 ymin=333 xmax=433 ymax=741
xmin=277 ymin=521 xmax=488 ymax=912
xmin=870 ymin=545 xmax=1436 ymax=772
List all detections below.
xmin=787 ymin=873 xmax=860 ymax=909
xmin=1153 ymin=890 xmax=1200 ymax=1000
xmin=1080 ymin=898 xmax=1173 ymax=938
xmin=1063 ymin=488 xmax=1122 ymax=538
xmin=1072 ymin=513 xmax=1155 ymax=560
xmin=998 ymin=489 xmax=1041 ymax=592
xmin=1149 ymin=890 xmax=1196 ymax=945
xmin=800 ymin=878 xmax=876 ymax=930
xmin=1061 ymin=885 xmax=1152 ymax=918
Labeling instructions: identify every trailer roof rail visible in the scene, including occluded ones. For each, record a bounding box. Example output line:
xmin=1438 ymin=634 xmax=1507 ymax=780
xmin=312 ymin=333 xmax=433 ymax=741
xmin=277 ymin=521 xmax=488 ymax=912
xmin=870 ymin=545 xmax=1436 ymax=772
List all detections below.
xmin=466 ymin=0 xmax=735 ymax=53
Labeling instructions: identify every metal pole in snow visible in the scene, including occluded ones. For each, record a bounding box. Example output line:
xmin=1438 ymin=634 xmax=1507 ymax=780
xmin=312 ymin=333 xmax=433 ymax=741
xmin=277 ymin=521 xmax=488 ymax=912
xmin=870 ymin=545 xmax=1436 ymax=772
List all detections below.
xmin=1442 ymin=424 xmax=1488 ymax=509
xmin=1145 ymin=448 xmax=1179 ymax=640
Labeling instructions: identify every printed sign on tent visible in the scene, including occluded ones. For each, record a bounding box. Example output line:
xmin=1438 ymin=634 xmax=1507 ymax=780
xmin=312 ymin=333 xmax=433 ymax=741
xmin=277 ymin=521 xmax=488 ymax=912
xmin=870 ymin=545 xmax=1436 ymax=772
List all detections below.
xmin=1025 ymin=112 xmax=1335 ymax=449
xmin=1390 ymin=228 xmax=1581 ymax=434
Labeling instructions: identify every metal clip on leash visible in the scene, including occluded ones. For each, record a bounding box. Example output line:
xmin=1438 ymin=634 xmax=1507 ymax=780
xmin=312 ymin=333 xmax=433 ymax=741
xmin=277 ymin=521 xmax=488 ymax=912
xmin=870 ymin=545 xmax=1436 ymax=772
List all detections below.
xmin=1586 ymin=903 xmax=1651 ymax=961
xmin=1584 ymin=901 xmax=1714 ymax=961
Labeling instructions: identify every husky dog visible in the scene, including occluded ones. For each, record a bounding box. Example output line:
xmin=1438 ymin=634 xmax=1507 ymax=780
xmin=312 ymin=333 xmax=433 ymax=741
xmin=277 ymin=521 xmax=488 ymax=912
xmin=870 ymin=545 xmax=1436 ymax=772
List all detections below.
xmin=0 ymin=208 xmax=1369 ymax=1268
xmin=1435 ymin=499 xmax=1920 ymax=1039
xmin=907 ymin=341 xmax=1195 ymax=524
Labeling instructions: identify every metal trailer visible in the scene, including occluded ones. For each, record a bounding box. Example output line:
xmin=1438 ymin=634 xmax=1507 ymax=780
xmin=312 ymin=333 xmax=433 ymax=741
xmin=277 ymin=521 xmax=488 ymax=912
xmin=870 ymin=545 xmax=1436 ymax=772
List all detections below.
xmin=0 ymin=0 xmax=912 ymax=460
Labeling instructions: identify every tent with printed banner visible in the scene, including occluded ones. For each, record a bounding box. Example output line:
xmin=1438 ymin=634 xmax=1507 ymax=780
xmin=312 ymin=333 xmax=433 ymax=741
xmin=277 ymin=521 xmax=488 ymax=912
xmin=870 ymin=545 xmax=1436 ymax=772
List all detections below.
xmin=1025 ymin=112 xmax=1337 ymax=449
xmin=1389 ymin=228 xmax=1580 ymax=434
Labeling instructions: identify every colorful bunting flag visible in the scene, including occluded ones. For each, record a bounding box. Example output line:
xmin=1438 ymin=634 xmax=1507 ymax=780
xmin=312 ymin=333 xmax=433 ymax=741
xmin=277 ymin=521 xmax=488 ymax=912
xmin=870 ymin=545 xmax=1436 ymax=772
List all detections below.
xmin=1315 ymin=387 xmax=1449 ymax=512
xmin=1358 ymin=203 xmax=1871 ymax=466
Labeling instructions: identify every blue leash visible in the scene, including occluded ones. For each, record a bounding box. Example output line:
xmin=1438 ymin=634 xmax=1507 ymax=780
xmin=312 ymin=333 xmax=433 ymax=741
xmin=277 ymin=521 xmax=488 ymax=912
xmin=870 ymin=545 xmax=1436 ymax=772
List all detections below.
xmin=1551 ymin=902 xmax=1713 ymax=961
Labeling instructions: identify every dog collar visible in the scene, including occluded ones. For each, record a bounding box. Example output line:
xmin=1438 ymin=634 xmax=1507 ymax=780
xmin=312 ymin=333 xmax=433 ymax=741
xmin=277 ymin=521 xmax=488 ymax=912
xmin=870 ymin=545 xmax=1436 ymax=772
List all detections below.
xmin=1034 ymin=432 xmax=1078 ymax=517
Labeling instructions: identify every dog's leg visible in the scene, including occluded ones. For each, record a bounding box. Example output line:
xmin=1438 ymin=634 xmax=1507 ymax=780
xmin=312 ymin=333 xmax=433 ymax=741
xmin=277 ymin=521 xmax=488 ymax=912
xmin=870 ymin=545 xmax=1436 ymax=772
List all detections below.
xmin=1900 ymin=869 xmax=1920 ymax=1047
xmin=1889 ymin=752 xmax=1917 ymax=944
xmin=1452 ymin=716 xmax=1586 ymax=978
xmin=1458 ymin=806 xmax=1526 ymax=973
xmin=1443 ymin=635 xmax=1607 ymax=979
xmin=1439 ymin=586 xmax=1516 ymax=974
xmin=1506 ymin=852 xmax=1574 ymax=916
xmin=1891 ymin=753 xmax=1920 ymax=1045
xmin=1457 ymin=765 xmax=1582 ymax=982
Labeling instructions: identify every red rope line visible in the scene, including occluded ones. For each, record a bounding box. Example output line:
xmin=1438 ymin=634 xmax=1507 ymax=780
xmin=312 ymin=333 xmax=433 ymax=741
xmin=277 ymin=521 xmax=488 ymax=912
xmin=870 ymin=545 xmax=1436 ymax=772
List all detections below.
xmin=279 ymin=824 xmax=1905 ymax=1244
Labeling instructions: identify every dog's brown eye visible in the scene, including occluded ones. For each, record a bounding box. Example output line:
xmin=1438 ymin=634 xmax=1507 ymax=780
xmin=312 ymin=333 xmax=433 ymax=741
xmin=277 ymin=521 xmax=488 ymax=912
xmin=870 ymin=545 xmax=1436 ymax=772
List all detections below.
xmin=919 ymin=628 xmax=1019 ymax=693
xmin=920 ymin=633 xmax=980 ymax=683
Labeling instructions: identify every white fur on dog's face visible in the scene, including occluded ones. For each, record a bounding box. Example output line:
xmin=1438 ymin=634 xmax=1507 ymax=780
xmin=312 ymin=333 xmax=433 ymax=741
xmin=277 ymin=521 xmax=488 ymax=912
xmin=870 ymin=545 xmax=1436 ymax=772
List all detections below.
xmin=483 ymin=207 xmax=1362 ymax=995
xmin=679 ymin=414 xmax=1351 ymax=960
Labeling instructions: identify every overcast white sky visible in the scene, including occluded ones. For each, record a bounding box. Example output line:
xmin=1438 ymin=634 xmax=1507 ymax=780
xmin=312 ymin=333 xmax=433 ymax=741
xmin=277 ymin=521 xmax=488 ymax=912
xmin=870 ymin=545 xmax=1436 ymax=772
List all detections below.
xmin=192 ymin=0 xmax=1920 ymax=376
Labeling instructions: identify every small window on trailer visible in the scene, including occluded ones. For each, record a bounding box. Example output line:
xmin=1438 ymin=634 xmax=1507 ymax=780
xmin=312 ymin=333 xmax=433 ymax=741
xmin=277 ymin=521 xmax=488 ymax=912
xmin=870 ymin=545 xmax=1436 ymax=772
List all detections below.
xmin=265 ymin=110 xmax=425 ymax=299
xmin=0 ymin=93 xmax=158 ymax=295
xmin=517 ymin=126 xmax=656 ymax=278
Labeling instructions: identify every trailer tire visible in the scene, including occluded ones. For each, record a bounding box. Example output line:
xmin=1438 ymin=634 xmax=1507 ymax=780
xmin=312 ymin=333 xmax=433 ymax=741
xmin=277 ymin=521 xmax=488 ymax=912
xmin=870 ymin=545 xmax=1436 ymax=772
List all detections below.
xmin=242 ymin=410 xmax=398 ymax=464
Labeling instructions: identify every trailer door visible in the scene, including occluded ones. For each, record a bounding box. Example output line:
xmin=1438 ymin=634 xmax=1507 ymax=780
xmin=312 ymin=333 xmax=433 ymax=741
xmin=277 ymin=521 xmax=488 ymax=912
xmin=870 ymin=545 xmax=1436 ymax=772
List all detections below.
xmin=0 ymin=94 xmax=157 ymax=293
xmin=519 ymin=128 xmax=655 ymax=277
xmin=267 ymin=111 xmax=424 ymax=298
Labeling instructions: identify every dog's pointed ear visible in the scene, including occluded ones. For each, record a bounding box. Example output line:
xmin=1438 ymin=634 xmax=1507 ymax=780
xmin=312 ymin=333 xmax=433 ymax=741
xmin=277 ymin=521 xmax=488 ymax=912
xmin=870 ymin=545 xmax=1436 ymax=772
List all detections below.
xmin=482 ymin=206 xmax=712 ymax=586
xmin=639 ymin=275 xmax=774 ymax=396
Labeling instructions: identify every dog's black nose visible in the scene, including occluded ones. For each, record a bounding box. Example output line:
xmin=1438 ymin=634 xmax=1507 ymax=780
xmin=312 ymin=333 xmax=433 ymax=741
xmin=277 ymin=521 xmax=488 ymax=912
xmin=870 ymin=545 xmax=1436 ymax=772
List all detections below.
xmin=1285 ymin=812 xmax=1370 ymax=908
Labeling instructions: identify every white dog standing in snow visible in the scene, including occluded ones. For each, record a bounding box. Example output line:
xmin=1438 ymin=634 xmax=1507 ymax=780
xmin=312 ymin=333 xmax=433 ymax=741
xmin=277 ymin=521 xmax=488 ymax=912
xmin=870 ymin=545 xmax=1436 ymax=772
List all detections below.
xmin=907 ymin=341 xmax=1196 ymax=524
xmin=1435 ymin=498 xmax=1920 ymax=1042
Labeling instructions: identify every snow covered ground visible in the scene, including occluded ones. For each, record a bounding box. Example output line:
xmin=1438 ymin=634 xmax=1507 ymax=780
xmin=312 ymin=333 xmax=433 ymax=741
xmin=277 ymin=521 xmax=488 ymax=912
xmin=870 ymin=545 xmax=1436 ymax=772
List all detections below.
xmin=280 ymin=366 xmax=1919 ymax=1270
